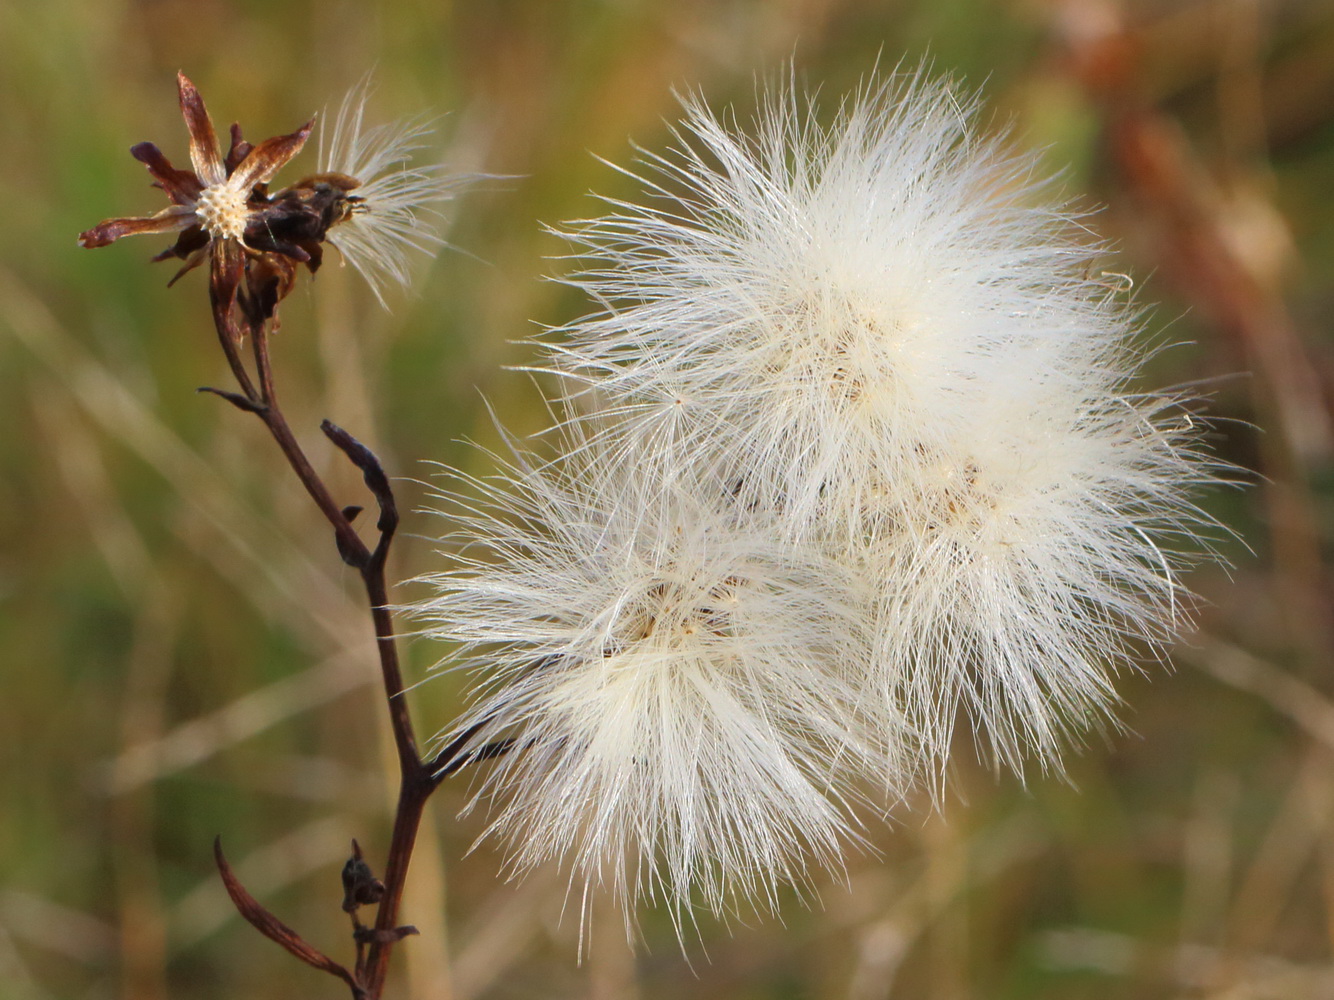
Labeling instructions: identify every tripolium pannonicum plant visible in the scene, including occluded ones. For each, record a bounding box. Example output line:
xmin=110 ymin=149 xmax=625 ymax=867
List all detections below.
xmin=80 ymin=67 xmax=1226 ymax=996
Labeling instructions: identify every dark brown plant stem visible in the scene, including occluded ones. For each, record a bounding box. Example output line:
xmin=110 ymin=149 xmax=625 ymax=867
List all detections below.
xmin=362 ymin=772 xmax=429 ymax=996
xmin=204 ymin=297 xmax=442 ymax=998
xmin=247 ymin=322 xmax=369 ymax=566
xmin=210 ymin=294 xmax=258 ymax=403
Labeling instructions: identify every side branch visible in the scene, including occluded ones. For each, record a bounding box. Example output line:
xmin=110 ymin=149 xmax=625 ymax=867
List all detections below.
xmin=322 ymin=420 xmax=399 ymax=573
xmin=215 ymin=838 xmax=365 ymax=999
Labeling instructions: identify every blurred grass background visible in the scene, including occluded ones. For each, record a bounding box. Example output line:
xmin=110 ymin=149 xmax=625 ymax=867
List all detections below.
xmin=1 ymin=0 xmax=1333 ymax=997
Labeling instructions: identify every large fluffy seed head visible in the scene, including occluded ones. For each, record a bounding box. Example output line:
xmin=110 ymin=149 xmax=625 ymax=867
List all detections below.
xmin=410 ymin=438 xmax=904 ymax=924
xmin=549 ymin=72 xmax=1131 ymax=537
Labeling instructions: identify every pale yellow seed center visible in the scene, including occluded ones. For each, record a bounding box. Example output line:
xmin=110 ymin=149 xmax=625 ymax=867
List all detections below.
xmin=195 ymin=182 xmax=249 ymax=241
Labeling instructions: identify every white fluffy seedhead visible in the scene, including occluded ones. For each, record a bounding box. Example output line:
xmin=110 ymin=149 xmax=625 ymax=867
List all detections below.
xmin=410 ymin=432 xmax=907 ymax=930
xmin=549 ymin=70 xmax=1132 ymax=538
xmin=861 ymin=373 xmax=1221 ymax=772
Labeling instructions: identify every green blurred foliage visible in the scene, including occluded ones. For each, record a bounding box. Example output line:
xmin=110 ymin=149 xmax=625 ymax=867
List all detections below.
xmin=2 ymin=0 xmax=1333 ymax=998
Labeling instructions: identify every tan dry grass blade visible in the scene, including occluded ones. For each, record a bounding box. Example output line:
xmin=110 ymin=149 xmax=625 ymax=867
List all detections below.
xmin=0 ymin=267 xmax=365 ymax=650
xmin=0 ymin=891 xmax=116 ymax=965
xmin=1 ymin=268 xmax=386 ymax=787
xmin=103 ymin=648 xmax=369 ymax=793
xmin=1184 ymin=638 xmax=1334 ymax=752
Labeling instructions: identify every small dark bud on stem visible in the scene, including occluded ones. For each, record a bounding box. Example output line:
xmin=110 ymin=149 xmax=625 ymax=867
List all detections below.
xmin=342 ymin=840 xmax=387 ymax=913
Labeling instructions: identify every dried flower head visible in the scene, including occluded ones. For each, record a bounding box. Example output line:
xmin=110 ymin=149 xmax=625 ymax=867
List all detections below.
xmin=79 ymin=73 xmax=314 ymax=326
xmin=410 ymin=430 xmax=906 ymax=926
xmin=79 ymin=73 xmax=454 ymax=321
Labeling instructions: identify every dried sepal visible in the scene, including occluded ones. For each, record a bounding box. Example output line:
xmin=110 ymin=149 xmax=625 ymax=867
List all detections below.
xmin=229 ymin=119 xmax=314 ymax=191
xmin=224 ymin=122 xmax=253 ymax=174
xmin=209 ymin=238 xmax=244 ymax=337
xmin=130 ymin=142 xmax=202 ymax=205
xmin=240 ymin=251 xmax=298 ymax=327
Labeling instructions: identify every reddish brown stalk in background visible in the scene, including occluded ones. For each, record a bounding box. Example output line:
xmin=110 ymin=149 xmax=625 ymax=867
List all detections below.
xmin=1055 ymin=0 xmax=1334 ymax=665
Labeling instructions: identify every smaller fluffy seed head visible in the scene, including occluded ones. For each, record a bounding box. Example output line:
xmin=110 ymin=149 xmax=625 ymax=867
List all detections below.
xmin=318 ymin=81 xmax=457 ymax=305
xmin=409 ymin=434 xmax=908 ymax=925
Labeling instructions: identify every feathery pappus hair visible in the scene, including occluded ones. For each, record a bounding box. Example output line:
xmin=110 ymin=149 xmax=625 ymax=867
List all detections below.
xmin=316 ymin=80 xmax=459 ymax=305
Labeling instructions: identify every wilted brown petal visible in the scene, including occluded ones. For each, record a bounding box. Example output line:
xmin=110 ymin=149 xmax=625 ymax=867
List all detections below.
xmin=151 ymin=225 xmax=209 ymax=263
xmin=230 ymin=119 xmax=314 ymax=191
xmin=79 ymin=206 xmax=195 ymax=248
xmin=177 ymin=72 xmax=225 ymax=186
xmin=225 ymin=122 xmax=253 ymax=175
xmin=243 ymin=203 xmax=317 ymax=263
xmin=130 ymin=142 xmax=203 ymax=206
xmin=242 ymin=252 xmax=299 ymax=325
xmin=166 ymin=246 xmax=208 ymax=287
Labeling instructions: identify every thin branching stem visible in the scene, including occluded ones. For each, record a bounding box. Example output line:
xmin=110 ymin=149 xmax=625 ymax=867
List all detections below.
xmin=206 ymin=300 xmax=447 ymax=999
